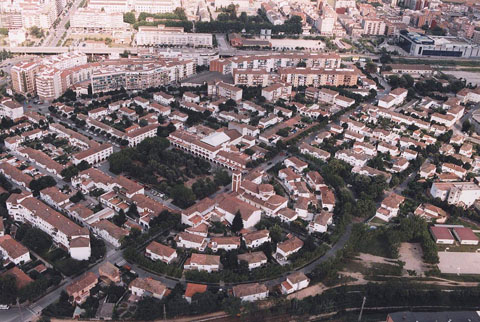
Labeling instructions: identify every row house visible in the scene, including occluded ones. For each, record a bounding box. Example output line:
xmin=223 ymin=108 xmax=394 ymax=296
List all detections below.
xmin=0 ymin=162 xmax=33 ymax=190
xmin=71 ymin=168 xmax=116 ymax=194
xmin=126 ymin=124 xmax=158 ymax=147
xmin=91 ymin=219 xmax=129 ymax=248
xmin=72 ymin=143 xmax=113 ymax=165
xmin=6 ymin=193 xmax=91 ymax=260
xmin=18 ymin=147 xmax=64 ymax=178
xmin=335 ymin=149 xmax=371 ymax=167
xmin=39 ymin=186 xmax=70 ymax=210
xmin=299 ymin=143 xmax=330 ymax=161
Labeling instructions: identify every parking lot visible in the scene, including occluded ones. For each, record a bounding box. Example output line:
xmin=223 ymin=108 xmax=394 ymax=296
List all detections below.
xmin=438 ymin=252 xmax=480 ymax=274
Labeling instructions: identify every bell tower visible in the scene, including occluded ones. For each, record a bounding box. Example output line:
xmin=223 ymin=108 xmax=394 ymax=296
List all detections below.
xmin=232 ymin=171 xmax=242 ymax=193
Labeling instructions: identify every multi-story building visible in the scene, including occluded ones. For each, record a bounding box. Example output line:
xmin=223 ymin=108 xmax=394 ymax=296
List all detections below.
xmin=72 ymin=143 xmax=113 ymax=165
xmin=87 ymin=0 xmax=129 ymax=12
xmin=430 ymin=182 xmax=480 ymax=207
xmin=315 ymin=4 xmax=336 ymax=35
xmin=0 ymin=97 xmax=23 ymax=120
xmin=35 ymin=67 xmax=63 ymax=101
xmin=10 ymin=61 xmax=41 ymax=96
xmin=261 ymin=83 xmax=292 ymax=102
xmin=232 ymin=69 xmax=270 ymax=87
xmin=362 ymin=18 xmax=386 ymax=35
xmin=70 ymin=8 xmax=130 ymax=34
xmin=208 ymin=81 xmax=243 ymax=101
xmin=210 ymin=53 xmax=341 ymax=75
xmin=278 ymin=67 xmax=359 ymax=87
xmin=398 ymin=31 xmax=480 ymax=58
xmin=136 ymin=25 xmax=212 ymax=47
xmin=126 ymin=124 xmax=158 ymax=147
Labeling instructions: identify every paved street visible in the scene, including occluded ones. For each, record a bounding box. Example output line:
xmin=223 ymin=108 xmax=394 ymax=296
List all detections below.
xmin=43 ymin=0 xmax=84 ymax=47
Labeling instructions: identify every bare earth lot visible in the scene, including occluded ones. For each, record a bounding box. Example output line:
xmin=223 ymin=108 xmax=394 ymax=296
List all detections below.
xmin=398 ymin=243 xmax=428 ymax=275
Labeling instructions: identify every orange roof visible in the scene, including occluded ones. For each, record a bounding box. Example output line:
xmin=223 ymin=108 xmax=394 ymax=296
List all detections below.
xmin=184 ymin=283 xmax=207 ymax=298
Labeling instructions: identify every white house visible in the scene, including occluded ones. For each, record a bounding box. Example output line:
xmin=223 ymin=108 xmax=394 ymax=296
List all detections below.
xmin=91 ymin=219 xmax=129 ymax=248
xmin=276 ymin=236 xmax=303 ymax=260
xmin=232 ymin=283 xmax=269 ymax=302
xmin=237 ymin=252 xmax=268 ymax=270
xmin=308 ymin=211 xmax=333 ymax=234
xmin=184 ymin=253 xmax=220 ymax=272
xmin=145 ymin=241 xmax=177 ymax=264
xmin=0 ymin=235 xmax=31 ymax=265
xmin=281 ymin=272 xmax=310 ymax=295
xmin=243 ymin=229 xmax=271 ymax=248
xmin=129 ymin=277 xmax=166 ymax=299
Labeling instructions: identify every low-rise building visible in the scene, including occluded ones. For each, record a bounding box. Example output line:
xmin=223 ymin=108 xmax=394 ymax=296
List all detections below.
xmin=237 ymin=251 xmax=268 ymax=270
xmin=281 ymin=272 xmax=310 ymax=295
xmin=91 ymin=219 xmax=129 ymax=248
xmin=66 ymin=272 xmax=98 ymax=304
xmin=145 ymin=241 xmax=177 ymax=264
xmin=184 ymin=253 xmax=220 ymax=272
xmin=232 ymin=283 xmax=269 ymax=302
xmin=276 ymin=236 xmax=303 ymax=260
xmin=0 ymin=235 xmax=31 ymax=265
xmin=129 ymin=277 xmax=167 ymax=299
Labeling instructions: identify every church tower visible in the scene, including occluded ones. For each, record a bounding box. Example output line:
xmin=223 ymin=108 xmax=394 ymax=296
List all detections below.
xmin=232 ymin=171 xmax=242 ymax=193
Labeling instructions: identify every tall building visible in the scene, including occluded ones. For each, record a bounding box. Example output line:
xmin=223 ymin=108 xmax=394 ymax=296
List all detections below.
xmin=10 ymin=61 xmax=41 ymax=96
xmin=362 ymin=18 xmax=386 ymax=35
xmin=315 ymin=4 xmax=336 ymax=36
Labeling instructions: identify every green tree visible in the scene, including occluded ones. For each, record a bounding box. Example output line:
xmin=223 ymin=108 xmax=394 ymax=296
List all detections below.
xmin=0 ymin=275 xmax=17 ymax=304
xmin=21 ymin=227 xmax=52 ymax=253
xmin=365 ymin=62 xmax=377 ymax=74
xmin=112 ymin=209 xmax=126 ymax=226
xmin=123 ymin=12 xmax=136 ymax=24
xmin=126 ymin=204 xmax=139 ymax=218
xmin=29 ymin=176 xmax=57 ymax=192
xmin=171 ymin=184 xmax=195 ymax=208
xmin=231 ymin=211 xmax=244 ymax=233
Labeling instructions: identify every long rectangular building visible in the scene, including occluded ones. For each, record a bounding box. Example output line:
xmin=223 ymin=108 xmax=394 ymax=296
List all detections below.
xmin=6 ymin=193 xmax=91 ymax=261
xmin=210 ymin=53 xmax=341 ymax=75
xmin=135 ymin=25 xmax=212 ymax=47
